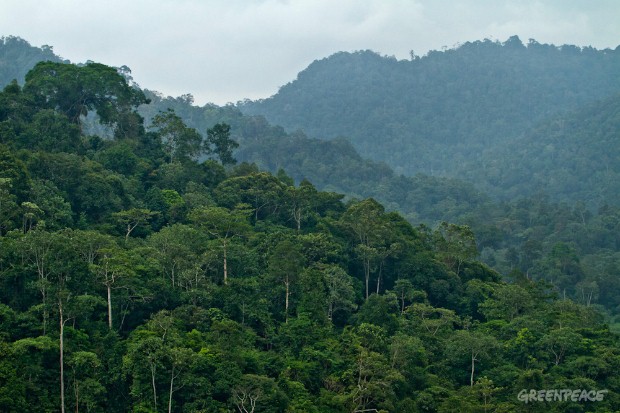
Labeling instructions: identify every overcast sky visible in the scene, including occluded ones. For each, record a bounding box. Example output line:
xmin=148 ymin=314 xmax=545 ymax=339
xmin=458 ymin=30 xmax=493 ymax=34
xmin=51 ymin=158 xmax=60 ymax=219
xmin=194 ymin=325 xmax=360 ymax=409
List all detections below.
xmin=2 ymin=0 xmax=619 ymax=105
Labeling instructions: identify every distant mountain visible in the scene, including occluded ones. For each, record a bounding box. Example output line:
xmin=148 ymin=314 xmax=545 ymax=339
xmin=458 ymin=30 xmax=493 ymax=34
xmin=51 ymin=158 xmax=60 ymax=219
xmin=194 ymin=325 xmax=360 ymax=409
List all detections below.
xmin=0 ymin=36 xmax=64 ymax=86
xmin=140 ymin=92 xmax=490 ymax=225
xmin=0 ymin=36 xmax=488 ymax=226
xmin=240 ymin=36 xmax=620 ymax=199
xmin=470 ymin=92 xmax=620 ymax=206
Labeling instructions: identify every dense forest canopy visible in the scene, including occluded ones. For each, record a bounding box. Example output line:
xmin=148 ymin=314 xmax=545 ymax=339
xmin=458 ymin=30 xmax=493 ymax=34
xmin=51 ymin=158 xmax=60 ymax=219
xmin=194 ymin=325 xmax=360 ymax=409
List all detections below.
xmin=1 ymin=36 xmax=620 ymax=412
xmin=240 ymin=36 xmax=620 ymax=203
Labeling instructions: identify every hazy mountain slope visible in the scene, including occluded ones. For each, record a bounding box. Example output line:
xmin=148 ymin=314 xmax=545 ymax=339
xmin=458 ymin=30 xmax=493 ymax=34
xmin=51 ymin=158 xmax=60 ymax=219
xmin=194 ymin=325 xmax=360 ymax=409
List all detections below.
xmin=470 ymin=92 xmax=620 ymax=206
xmin=0 ymin=36 xmax=64 ymax=86
xmin=141 ymin=93 xmax=489 ymax=224
xmin=239 ymin=36 xmax=620 ymax=181
xmin=0 ymin=36 xmax=488 ymax=226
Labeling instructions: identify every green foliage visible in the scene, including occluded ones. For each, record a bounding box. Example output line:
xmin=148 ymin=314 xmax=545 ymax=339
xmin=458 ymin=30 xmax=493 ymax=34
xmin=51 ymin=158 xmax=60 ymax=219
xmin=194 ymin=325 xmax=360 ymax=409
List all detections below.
xmin=24 ymin=61 xmax=148 ymax=130
xmin=150 ymin=109 xmax=203 ymax=163
xmin=0 ymin=40 xmax=619 ymax=413
xmin=206 ymin=122 xmax=239 ymax=165
xmin=241 ymin=38 xmax=620 ymax=192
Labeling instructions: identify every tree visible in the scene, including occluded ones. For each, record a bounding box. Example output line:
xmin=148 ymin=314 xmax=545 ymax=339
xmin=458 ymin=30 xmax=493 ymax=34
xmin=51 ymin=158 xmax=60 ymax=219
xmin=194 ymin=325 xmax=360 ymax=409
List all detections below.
xmin=231 ymin=374 xmax=286 ymax=413
xmin=24 ymin=61 xmax=148 ymax=133
xmin=21 ymin=201 xmax=42 ymax=233
xmin=22 ymin=229 xmax=58 ymax=334
xmin=0 ymin=144 xmax=30 ymax=204
xmin=322 ymin=264 xmax=356 ymax=321
xmin=66 ymin=351 xmax=105 ymax=413
xmin=28 ymin=179 xmax=73 ymax=230
xmin=339 ymin=342 xmax=403 ymax=413
xmin=268 ymin=240 xmax=305 ymax=323
xmin=393 ymin=279 xmax=415 ymax=314
xmin=22 ymin=230 xmax=91 ymax=413
xmin=112 ymin=208 xmax=158 ymax=242
xmin=434 ymin=222 xmax=478 ymax=276
xmin=165 ymin=347 xmax=193 ymax=413
xmin=215 ymin=172 xmax=286 ymax=221
xmin=447 ymin=330 xmax=498 ymax=386
xmin=89 ymin=246 xmax=136 ymax=329
xmin=189 ymin=206 xmax=251 ymax=284
xmin=389 ymin=333 xmax=427 ymax=382
xmin=232 ymin=376 xmax=262 ymax=413
xmin=151 ymin=109 xmax=203 ymax=163
xmin=124 ymin=310 xmax=192 ymax=412
xmin=407 ymin=303 xmax=458 ymax=337
xmin=147 ymin=224 xmax=207 ymax=289
xmin=341 ymin=199 xmax=393 ymax=300
xmin=285 ymin=180 xmax=318 ymax=232
xmin=20 ymin=109 xmax=81 ymax=152
xmin=478 ymin=283 xmax=534 ymax=321
xmin=539 ymin=328 xmax=582 ymax=366
xmin=206 ymin=122 xmax=238 ymax=165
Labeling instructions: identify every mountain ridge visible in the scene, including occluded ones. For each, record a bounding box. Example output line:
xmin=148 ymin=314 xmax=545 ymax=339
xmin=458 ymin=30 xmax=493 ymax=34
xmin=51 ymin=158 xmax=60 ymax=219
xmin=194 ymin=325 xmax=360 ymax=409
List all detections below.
xmin=240 ymin=36 xmax=620 ymax=197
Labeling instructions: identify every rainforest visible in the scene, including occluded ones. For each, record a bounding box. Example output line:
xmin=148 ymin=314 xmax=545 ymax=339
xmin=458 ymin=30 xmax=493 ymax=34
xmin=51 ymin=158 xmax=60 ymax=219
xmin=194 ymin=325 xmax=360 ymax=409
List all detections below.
xmin=1 ymin=35 xmax=620 ymax=412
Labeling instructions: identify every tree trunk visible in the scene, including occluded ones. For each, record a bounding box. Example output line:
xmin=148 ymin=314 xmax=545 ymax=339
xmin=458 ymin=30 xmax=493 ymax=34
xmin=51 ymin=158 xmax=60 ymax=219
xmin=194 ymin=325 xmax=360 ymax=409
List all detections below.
xmin=470 ymin=353 xmax=476 ymax=387
xmin=74 ymin=376 xmax=79 ymax=413
xmin=285 ymin=276 xmax=290 ymax=323
xmin=150 ymin=362 xmax=158 ymax=410
xmin=107 ymin=284 xmax=113 ymax=329
xmin=42 ymin=289 xmax=48 ymax=335
xmin=168 ymin=367 xmax=175 ymax=413
xmin=60 ymin=300 xmax=66 ymax=413
xmin=376 ymin=262 xmax=383 ymax=295
xmin=364 ymin=259 xmax=370 ymax=300
xmin=223 ymin=241 xmax=228 ymax=285
xmin=294 ymin=208 xmax=301 ymax=233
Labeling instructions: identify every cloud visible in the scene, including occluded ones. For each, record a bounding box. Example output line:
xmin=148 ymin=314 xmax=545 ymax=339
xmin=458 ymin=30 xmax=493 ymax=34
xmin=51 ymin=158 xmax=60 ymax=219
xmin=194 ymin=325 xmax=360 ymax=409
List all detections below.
xmin=1 ymin=0 xmax=619 ymax=105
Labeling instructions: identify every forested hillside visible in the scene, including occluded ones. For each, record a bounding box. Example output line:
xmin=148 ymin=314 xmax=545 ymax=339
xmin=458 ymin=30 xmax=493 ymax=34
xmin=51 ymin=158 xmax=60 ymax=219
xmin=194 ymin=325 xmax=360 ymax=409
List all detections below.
xmin=1 ymin=58 xmax=620 ymax=413
xmin=137 ymin=94 xmax=620 ymax=327
xmin=3 ymin=37 xmax=620 ymax=411
xmin=138 ymin=93 xmax=489 ymax=225
xmin=240 ymin=36 xmax=620 ymax=202
xmin=0 ymin=36 xmax=65 ymax=86
xmin=463 ymin=92 xmax=620 ymax=205
xmin=5 ymin=36 xmax=620 ymax=320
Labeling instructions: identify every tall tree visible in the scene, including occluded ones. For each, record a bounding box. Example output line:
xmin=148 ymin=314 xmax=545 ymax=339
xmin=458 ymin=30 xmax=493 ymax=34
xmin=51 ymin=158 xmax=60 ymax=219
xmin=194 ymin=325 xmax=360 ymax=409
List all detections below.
xmin=285 ymin=180 xmax=318 ymax=233
xmin=447 ymin=330 xmax=498 ymax=386
xmin=322 ymin=264 xmax=356 ymax=321
xmin=268 ymin=240 xmax=305 ymax=323
xmin=189 ymin=206 xmax=251 ymax=284
xmin=151 ymin=109 xmax=203 ymax=163
xmin=89 ymin=246 xmax=136 ymax=329
xmin=112 ymin=208 xmax=158 ymax=242
xmin=206 ymin=122 xmax=238 ymax=165
xmin=24 ymin=61 xmax=148 ymax=134
xmin=341 ymin=199 xmax=393 ymax=300
xmin=434 ymin=222 xmax=478 ymax=276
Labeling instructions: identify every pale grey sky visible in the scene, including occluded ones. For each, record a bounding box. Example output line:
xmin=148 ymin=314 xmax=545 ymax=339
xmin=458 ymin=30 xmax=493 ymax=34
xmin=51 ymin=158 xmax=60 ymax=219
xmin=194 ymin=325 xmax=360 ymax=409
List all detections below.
xmin=2 ymin=0 xmax=619 ymax=105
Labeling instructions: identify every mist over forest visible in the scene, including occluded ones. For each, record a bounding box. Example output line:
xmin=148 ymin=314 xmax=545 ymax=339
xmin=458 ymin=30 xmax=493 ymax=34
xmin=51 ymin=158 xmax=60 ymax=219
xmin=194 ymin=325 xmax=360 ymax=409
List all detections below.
xmin=1 ymin=34 xmax=620 ymax=412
